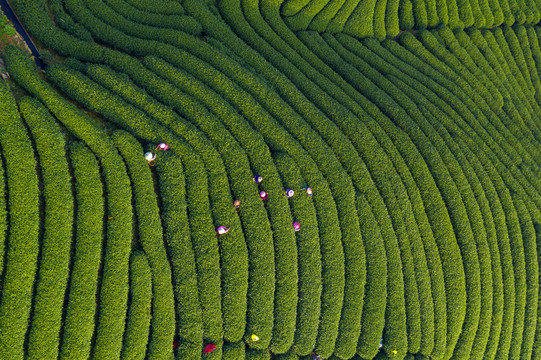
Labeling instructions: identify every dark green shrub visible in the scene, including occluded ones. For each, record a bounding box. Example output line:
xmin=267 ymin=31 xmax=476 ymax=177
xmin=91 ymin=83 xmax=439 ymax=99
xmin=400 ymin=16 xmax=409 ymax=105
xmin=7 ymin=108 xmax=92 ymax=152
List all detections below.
xmin=60 ymin=142 xmax=104 ymax=360
xmin=4 ymin=45 xmax=133 ymax=360
xmin=0 ymin=69 xmax=40 ymax=360
xmin=121 ymin=252 xmax=153 ymax=360
xmin=112 ymin=130 xmax=176 ymax=359
xmin=154 ymin=151 xmax=203 ymax=359
xmin=19 ymin=97 xmax=74 ymax=360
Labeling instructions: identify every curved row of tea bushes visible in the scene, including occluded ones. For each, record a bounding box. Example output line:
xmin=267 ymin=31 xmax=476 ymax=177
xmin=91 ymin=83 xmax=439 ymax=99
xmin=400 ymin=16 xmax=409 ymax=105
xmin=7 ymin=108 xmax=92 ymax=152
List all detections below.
xmin=120 ymin=252 xmax=153 ymax=360
xmin=153 ymin=149 xmax=203 ymax=358
xmin=19 ymin=97 xmax=74 ymax=360
xmin=425 ymin=27 xmax=538 ymax=360
xmin=327 ymin=33 xmax=506 ymax=360
xmin=3 ymin=45 xmax=133 ymax=360
xmin=0 ymin=73 xmax=40 ymax=360
xmin=112 ymin=130 xmax=176 ymax=359
xmin=58 ymin=2 xmax=261 ymax=344
xmin=278 ymin=0 xmax=539 ymax=36
xmin=123 ymin=0 xmax=185 ymax=14
xmin=82 ymin=62 xmax=255 ymax=345
xmin=102 ymin=0 xmax=202 ymax=33
xmin=300 ymin=31 xmax=449 ymax=358
xmin=85 ymin=0 xmax=350 ymax=354
xmin=44 ymin=64 xmax=227 ymax=343
xmin=299 ymin=29 xmax=479 ymax=359
xmin=424 ymin=28 xmax=541 ymax=176
xmin=49 ymin=0 xmax=93 ymax=41
xmin=223 ymin=341 xmax=246 ymax=358
xmin=273 ymin=153 xmax=322 ymax=355
xmin=0 ymin=99 xmax=6 ymax=290
xmin=60 ymin=142 xmax=104 ymax=360
xmin=437 ymin=28 xmax=540 ymax=164
xmin=354 ymin=194 xmax=388 ymax=359
xmin=352 ymin=28 xmax=536 ymax=360
xmin=378 ymin=31 xmax=514 ymax=360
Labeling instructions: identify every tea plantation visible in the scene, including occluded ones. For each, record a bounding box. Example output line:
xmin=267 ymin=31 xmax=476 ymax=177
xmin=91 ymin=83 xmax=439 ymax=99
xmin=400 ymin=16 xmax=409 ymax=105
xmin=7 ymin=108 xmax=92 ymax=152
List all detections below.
xmin=0 ymin=0 xmax=540 ymax=358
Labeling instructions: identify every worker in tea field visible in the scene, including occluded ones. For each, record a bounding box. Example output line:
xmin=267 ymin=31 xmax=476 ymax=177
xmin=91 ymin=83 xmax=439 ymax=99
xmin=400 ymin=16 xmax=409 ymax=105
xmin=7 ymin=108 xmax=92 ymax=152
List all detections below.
xmin=156 ymin=142 xmax=170 ymax=151
xmin=293 ymin=221 xmax=300 ymax=231
xmin=253 ymin=175 xmax=263 ymax=184
xmin=302 ymin=186 xmax=313 ymax=196
xmin=203 ymin=344 xmax=216 ymax=353
xmin=144 ymin=152 xmax=156 ymax=166
xmin=259 ymin=190 xmax=268 ymax=200
xmin=216 ymin=226 xmax=230 ymax=235
xmin=284 ymin=188 xmax=294 ymax=197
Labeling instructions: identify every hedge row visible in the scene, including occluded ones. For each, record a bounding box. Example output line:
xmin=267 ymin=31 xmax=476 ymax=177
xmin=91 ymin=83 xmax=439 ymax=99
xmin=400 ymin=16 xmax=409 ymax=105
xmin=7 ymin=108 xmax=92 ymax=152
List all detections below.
xmin=121 ymin=252 xmax=153 ymax=360
xmin=380 ymin=28 xmax=540 ymax=360
xmin=49 ymin=0 xmax=93 ymax=41
xmin=60 ymin=142 xmax=104 ymax=360
xmin=222 ymin=341 xmax=246 ymax=358
xmin=102 ymin=0 xmax=202 ymax=33
xmin=326 ymin=33 xmax=500 ymax=360
xmin=4 ymin=45 xmax=133 ymax=360
xmin=225 ymin=3 xmax=371 ymax=357
xmin=427 ymin=27 xmax=533 ymax=360
xmin=154 ymin=150 xmax=202 ymax=358
xmin=315 ymin=29 xmax=482 ymax=359
xmin=44 ymin=64 xmax=226 ymax=342
xmin=112 ymin=130 xmax=176 ymax=359
xmin=141 ymin=57 xmax=300 ymax=353
xmin=278 ymin=0 xmax=538 ymax=37
xmin=354 ymin=194 xmax=387 ymax=359
xmin=0 ymin=113 xmax=5 ymax=293
xmin=83 ymin=62 xmax=253 ymax=344
xmin=18 ymin=97 xmax=74 ymax=360
xmin=273 ymin=153 xmax=321 ymax=355
xmin=0 ymin=71 xmax=40 ymax=360
xmin=388 ymin=32 xmax=516 ymax=358
xmin=123 ymin=0 xmax=185 ymax=14
xmin=139 ymin=4 xmax=348 ymax=355
xmin=514 ymin=198 xmax=539 ymax=360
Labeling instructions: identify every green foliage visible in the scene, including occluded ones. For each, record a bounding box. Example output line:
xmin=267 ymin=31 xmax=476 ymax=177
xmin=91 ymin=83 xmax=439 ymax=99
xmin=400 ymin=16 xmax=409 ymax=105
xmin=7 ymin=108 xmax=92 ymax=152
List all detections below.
xmin=102 ymin=0 xmax=202 ymax=33
xmin=121 ymin=252 xmax=153 ymax=360
xmin=154 ymin=150 xmax=203 ymax=358
xmin=0 ymin=68 xmax=40 ymax=360
xmin=123 ymin=0 xmax=185 ymax=14
xmin=112 ymin=130 xmax=176 ymax=359
xmin=4 ymin=45 xmax=133 ymax=360
xmin=399 ymin=0 xmax=415 ymax=30
xmin=60 ymin=142 xmax=104 ymax=360
xmin=273 ymin=153 xmax=321 ymax=356
xmin=19 ymin=97 xmax=74 ymax=360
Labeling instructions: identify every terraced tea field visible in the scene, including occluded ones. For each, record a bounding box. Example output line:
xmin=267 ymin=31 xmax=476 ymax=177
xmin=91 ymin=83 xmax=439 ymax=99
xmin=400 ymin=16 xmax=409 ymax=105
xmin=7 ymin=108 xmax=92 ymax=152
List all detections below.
xmin=0 ymin=0 xmax=540 ymax=359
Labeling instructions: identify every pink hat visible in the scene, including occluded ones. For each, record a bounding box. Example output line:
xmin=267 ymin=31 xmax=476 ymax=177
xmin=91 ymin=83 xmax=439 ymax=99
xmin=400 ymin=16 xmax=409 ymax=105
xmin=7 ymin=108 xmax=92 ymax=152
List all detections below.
xmin=259 ymin=191 xmax=268 ymax=200
xmin=293 ymin=221 xmax=300 ymax=231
